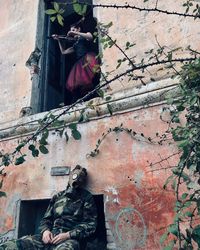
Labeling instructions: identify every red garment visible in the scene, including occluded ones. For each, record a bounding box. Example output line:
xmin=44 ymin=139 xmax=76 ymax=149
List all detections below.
xmin=66 ymin=52 xmax=100 ymax=93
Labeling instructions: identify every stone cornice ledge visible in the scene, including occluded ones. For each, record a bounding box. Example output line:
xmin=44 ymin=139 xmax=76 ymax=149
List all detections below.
xmin=0 ymin=78 xmax=178 ymax=140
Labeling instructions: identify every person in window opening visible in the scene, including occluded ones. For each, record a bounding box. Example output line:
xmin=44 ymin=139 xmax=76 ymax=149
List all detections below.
xmin=0 ymin=165 xmax=97 ymax=250
xmin=52 ymin=21 xmax=100 ymax=102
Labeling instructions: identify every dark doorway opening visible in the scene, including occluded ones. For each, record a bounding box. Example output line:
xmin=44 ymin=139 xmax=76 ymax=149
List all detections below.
xmin=17 ymin=195 xmax=107 ymax=250
xmin=39 ymin=0 xmax=99 ymax=112
xmin=18 ymin=199 xmax=50 ymax=237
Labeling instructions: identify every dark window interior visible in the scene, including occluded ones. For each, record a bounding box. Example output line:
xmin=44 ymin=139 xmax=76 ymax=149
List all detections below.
xmin=18 ymin=199 xmax=50 ymax=237
xmin=39 ymin=0 xmax=99 ymax=112
xmin=18 ymin=195 xmax=107 ymax=250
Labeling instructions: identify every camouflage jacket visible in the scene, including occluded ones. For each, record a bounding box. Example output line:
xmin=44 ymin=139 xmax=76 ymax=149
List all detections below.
xmin=39 ymin=186 xmax=97 ymax=240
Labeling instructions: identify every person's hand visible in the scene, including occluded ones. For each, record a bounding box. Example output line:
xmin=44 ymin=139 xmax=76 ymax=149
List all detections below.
xmin=51 ymin=232 xmax=70 ymax=245
xmin=52 ymin=34 xmax=59 ymax=40
xmin=42 ymin=230 xmax=53 ymax=244
xmin=67 ymin=31 xmax=78 ymax=37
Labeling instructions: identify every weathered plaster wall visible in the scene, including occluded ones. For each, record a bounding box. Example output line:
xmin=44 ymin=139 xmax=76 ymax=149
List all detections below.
xmin=0 ymin=0 xmax=199 ymax=123
xmin=94 ymin=0 xmax=200 ymax=92
xmin=0 ymin=1 xmax=197 ymax=249
xmin=0 ymin=101 xmax=178 ymax=249
xmin=0 ymin=0 xmax=39 ymax=123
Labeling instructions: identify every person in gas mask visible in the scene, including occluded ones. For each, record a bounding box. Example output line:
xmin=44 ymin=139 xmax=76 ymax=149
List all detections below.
xmin=0 ymin=165 xmax=97 ymax=250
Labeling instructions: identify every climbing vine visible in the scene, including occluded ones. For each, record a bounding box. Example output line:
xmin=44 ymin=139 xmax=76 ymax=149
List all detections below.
xmin=158 ymin=59 xmax=200 ymax=249
xmin=86 ymin=59 xmax=200 ymax=250
xmin=87 ymin=124 xmax=162 ymax=158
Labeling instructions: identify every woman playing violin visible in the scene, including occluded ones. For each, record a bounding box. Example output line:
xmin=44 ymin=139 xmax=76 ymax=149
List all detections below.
xmin=52 ymin=22 xmax=100 ymax=101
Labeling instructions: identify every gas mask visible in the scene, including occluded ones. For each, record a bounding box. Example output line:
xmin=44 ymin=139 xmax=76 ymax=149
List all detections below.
xmin=68 ymin=165 xmax=87 ymax=189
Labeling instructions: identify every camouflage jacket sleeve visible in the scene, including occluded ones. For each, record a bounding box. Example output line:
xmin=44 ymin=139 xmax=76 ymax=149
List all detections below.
xmin=69 ymin=193 xmax=97 ymax=240
xmin=38 ymin=196 xmax=56 ymax=234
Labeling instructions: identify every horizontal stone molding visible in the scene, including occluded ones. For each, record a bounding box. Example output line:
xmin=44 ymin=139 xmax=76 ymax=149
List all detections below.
xmin=0 ymin=78 xmax=178 ymax=141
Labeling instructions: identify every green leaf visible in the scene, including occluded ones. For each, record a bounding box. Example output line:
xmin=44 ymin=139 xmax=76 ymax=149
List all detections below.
xmin=178 ymin=140 xmax=189 ymax=149
xmin=182 ymin=201 xmax=192 ymax=209
xmin=107 ymin=104 xmax=113 ymax=115
xmin=32 ymin=149 xmax=39 ymax=157
xmin=97 ymin=89 xmax=104 ymax=98
xmin=176 ymin=105 xmax=185 ymax=112
xmin=190 ymin=96 xmax=197 ymax=105
xmin=105 ymin=96 xmax=112 ymax=101
xmin=160 ymin=232 xmax=169 ymax=244
xmin=191 ymin=225 xmax=200 ymax=247
xmin=45 ymin=9 xmax=57 ymax=15
xmin=73 ymin=0 xmax=87 ymax=16
xmin=184 ymin=211 xmax=193 ymax=217
xmin=116 ymin=59 xmax=122 ymax=69
xmin=2 ymin=155 xmax=10 ymax=166
xmin=16 ymin=143 xmax=25 ymax=152
xmin=53 ymin=2 xmax=59 ymax=12
xmin=52 ymin=120 xmax=65 ymax=127
xmin=168 ymin=224 xmax=178 ymax=236
xmin=15 ymin=155 xmax=26 ymax=165
xmin=68 ymin=123 xmax=77 ymax=130
xmin=181 ymin=171 xmax=191 ymax=183
xmin=42 ymin=129 xmax=49 ymax=139
xmin=39 ymin=137 xmax=48 ymax=146
xmin=187 ymin=181 xmax=197 ymax=189
xmin=172 ymin=116 xmax=180 ymax=123
xmin=181 ymin=193 xmax=188 ymax=200
xmin=0 ymin=180 xmax=3 ymax=189
xmin=57 ymin=14 xmax=64 ymax=26
xmin=104 ymin=21 xmax=113 ymax=28
xmin=73 ymin=2 xmax=82 ymax=14
xmin=168 ymin=52 xmax=172 ymax=61
xmin=39 ymin=145 xmax=49 ymax=154
xmin=39 ymin=130 xmax=49 ymax=145
xmin=50 ymin=16 xmax=56 ymax=22
xmin=78 ymin=112 xmax=84 ymax=123
xmin=28 ymin=144 xmax=35 ymax=151
xmin=71 ymin=129 xmax=81 ymax=140
xmin=0 ymin=191 xmax=6 ymax=197
xmin=28 ymin=144 xmax=39 ymax=157
xmin=171 ymin=178 xmax=177 ymax=191
xmin=81 ymin=4 xmax=87 ymax=15
xmin=163 ymin=175 xmax=174 ymax=189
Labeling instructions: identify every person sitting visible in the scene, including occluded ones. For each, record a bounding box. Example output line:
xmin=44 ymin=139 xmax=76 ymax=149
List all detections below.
xmin=0 ymin=165 xmax=97 ymax=250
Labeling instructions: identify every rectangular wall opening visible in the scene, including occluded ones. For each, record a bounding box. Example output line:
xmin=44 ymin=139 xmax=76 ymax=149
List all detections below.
xmin=18 ymin=199 xmax=50 ymax=238
xmin=39 ymin=0 xmax=99 ymax=112
xmin=17 ymin=195 xmax=107 ymax=249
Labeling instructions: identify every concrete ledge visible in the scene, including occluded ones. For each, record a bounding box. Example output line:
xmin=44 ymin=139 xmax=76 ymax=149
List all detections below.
xmin=0 ymin=78 xmax=178 ymax=140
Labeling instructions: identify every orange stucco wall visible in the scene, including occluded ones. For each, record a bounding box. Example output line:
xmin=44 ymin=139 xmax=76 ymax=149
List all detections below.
xmin=95 ymin=0 xmax=200 ymax=92
xmin=0 ymin=0 xmax=199 ymax=249
xmin=0 ymin=104 xmax=178 ymax=249
xmin=0 ymin=0 xmax=39 ymax=124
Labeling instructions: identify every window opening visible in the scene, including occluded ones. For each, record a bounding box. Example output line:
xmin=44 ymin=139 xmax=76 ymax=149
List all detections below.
xmin=17 ymin=199 xmax=50 ymax=237
xmin=39 ymin=0 xmax=99 ymax=112
xmin=17 ymin=195 xmax=107 ymax=249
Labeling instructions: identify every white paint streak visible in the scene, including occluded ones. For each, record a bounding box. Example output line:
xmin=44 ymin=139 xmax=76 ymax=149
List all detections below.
xmin=105 ymin=186 xmax=119 ymax=195
xmin=134 ymin=170 xmax=144 ymax=189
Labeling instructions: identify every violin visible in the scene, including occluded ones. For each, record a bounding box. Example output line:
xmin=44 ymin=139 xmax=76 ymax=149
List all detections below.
xmin=47 ymin=35 xmax=77 ymax=42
